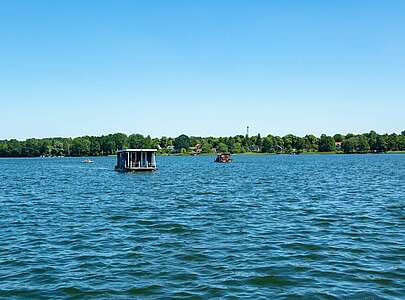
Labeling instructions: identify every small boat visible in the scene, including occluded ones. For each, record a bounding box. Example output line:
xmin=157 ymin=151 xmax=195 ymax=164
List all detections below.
xmin=82 ymin=159 xmax=94 ymax=163
xmin=215 ymin=153 xmax=232 ymax=163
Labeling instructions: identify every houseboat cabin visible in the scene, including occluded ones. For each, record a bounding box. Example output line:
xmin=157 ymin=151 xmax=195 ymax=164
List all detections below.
xmin=215 ymin=153 xmax=232 ymax=163
xmin=115 ymin=149 xmax=157 ymax=172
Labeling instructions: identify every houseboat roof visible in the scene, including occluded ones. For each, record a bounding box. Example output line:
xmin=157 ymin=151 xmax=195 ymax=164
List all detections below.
xmin=116 ymin=149 xmax=157 ymax=153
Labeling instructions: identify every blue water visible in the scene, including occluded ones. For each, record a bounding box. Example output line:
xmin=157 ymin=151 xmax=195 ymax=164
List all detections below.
xmin=0 ymin=154 xmax=404 ymax=299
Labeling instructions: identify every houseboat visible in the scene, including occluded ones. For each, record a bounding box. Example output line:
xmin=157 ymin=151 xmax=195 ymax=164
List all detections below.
xmin=215 ymin=153 xmax=232 ymax=163
xmin=115 ymin=149 xmax=157 ymax=172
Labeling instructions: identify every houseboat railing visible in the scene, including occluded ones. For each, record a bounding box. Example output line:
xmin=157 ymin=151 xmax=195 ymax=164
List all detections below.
xmin=127 ymin=161 xmax=156 ymax=168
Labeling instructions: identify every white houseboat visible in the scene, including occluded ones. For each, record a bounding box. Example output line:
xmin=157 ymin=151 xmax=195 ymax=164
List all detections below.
xmin=115 ymin=149 xmax=157 ymax=172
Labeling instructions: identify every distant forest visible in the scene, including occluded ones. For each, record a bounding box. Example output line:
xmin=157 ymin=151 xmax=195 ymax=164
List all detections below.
xmin=0 ymin=131 xmax=404 ymax=157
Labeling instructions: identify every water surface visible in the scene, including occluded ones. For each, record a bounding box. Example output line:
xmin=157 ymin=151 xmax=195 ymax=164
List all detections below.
xmin=0 ymin=154 xmax=404 ymax=299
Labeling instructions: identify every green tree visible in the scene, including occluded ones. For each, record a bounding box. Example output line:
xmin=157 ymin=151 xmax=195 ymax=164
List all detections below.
xmin=217 ymin=143 xmax=228 ymax=153
xmin=53 ymin=141 xmax=64 ymax=156
xmin=8 ymin=139 xmax=22 ymax=156
xmin=128 ymin=134 xmax=146 ymax=149
xmin=23 ymin=139 xmax=40 ymax=156
xmin=232 ymin=142 xmax=244 ymax=153
xmin=255 ymin=134 xmax=263 ymax=151
xmin=159 ymin=136 xmax=172 ymax=148
xmin=376 ymin=135 xmax=388 ymax=152
xmin=40 ymin=140 xmax=53 ymax=156
xmin=273 ymin=136 xmax=284 ymax=152
xmin=319 ymin=134 xmax=336 ymax=152
xmin=358 ymin=135 xmax=370 ymax=152
xmin=64 ymin=139 xmax=72 ymax=156
xmin=144 ymin=135 xmax=153 ymax=148
xmin=151 ymin=138 xmax=160 ymax=149
xmin=283 ymin=135 xmax=294 ymax=150
xmin=190 ymin=136 xmax=202 ymax=146
xmin=387 ymin=133 xmax=399 ymax=151
xmin=101 ymin=139 xmax=116 ymax=155
xmin=90 ymin=140 xmax=101 ymax=155
xmin=342 ymin=137 xmax=358 ymax=153
xmin=174 ymin=134 xmax=190 ymax=151
xmin=112 ymin=133 xmax=128 ymax=150
xmin=71 ymin=137 xmax=91 ymax=156
xmin=201 ymin=142 xmax=213 ymax=153
xmin=333 ymin=134 xmax=344 ymax=142
xmin=262 ymin=136 xmax=274 ymax=153
xmin=0 ymin=142 xmax=9 ymax=157
xmin=293 ymin=136 xmax=304 ymax=151
xmin=303 ymin=135 xmax=318 ymax=151
xmin=368 ymin=130 xmax=378 ymax=151
xmin=398 ymin=135 xmax=405 ymax=150
xmin=2 ymin=130 xmax=405 ymax=157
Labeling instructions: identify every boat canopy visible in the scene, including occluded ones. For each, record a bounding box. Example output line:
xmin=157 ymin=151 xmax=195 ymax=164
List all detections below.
xmin=116 ymin=149 xmax=157 ymax=153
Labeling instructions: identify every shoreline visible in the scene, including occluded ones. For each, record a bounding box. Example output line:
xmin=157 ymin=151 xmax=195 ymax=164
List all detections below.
xmin=1 ymin=151 xmax=404 ymax=159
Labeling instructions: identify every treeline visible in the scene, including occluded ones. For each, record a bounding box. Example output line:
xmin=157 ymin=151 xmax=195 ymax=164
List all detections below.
xmin=0 ymin=131 xmax=404 ymax=157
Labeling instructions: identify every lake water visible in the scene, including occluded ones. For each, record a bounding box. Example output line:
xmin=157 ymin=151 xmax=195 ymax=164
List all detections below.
xmin=0 ymin=154 xmax=404 ymax=299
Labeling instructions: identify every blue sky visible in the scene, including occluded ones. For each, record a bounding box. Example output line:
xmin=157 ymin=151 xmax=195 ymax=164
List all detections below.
xmin=1 ymin=0 xmax=404 ymax=139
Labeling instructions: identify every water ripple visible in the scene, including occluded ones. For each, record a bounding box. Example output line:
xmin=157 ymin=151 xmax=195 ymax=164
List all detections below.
xmin=0 ymin=154 xmax=404 ymax=299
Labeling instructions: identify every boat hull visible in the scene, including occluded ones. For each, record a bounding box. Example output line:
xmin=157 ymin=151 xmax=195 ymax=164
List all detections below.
xmin=115 ymin=167 xmax=157 ymax=172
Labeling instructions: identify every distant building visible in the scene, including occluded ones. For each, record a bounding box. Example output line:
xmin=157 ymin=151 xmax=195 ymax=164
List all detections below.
xmin=335 ymin=142 xmax=343 ymax=150
xmin=189 ymin=144 xmax=202 ymax=155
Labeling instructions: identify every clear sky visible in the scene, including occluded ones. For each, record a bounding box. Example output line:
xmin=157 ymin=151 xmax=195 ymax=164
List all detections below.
xmin=1 ymin=0 xmax=404 ymax=140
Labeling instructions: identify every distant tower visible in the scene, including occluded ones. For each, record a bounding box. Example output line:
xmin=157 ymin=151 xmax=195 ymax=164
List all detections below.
xmin=246 ymin=126 xmax=250 ymax=137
